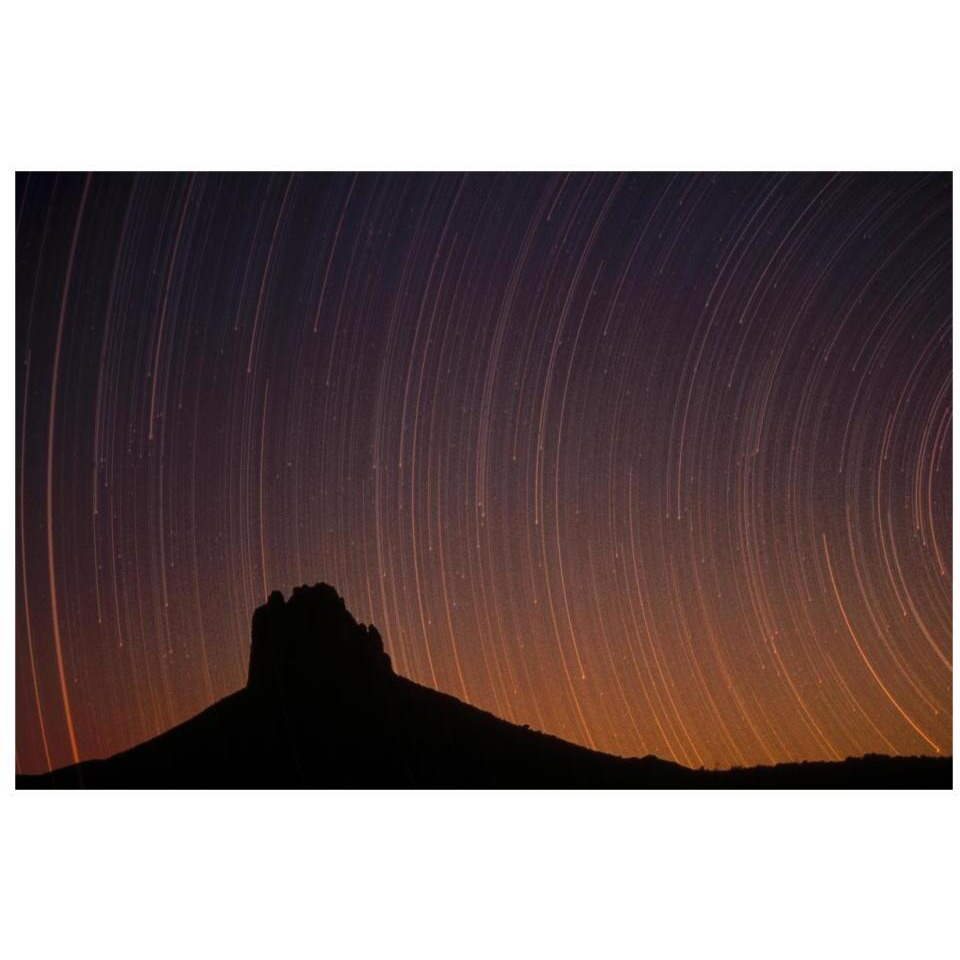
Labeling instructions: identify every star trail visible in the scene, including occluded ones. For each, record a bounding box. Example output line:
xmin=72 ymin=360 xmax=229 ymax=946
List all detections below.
xmin=14 ymin=171 xmax=952 ymax=774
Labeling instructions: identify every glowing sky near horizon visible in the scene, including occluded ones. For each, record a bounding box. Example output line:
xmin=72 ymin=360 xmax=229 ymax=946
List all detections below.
xmin=15 ymin=172 xmax=952 ymax=774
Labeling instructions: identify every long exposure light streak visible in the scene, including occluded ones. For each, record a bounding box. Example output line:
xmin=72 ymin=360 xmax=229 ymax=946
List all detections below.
xmin=15 ymin=172 xmax=952 ymax=773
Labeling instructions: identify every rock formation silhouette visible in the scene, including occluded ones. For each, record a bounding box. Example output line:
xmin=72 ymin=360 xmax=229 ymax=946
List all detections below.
xmin=17 ymin=584 xmax=952 ymax=789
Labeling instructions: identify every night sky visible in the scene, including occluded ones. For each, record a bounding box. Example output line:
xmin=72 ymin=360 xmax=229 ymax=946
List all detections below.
xmin=15 ymin=172 xmax=951 ymax=775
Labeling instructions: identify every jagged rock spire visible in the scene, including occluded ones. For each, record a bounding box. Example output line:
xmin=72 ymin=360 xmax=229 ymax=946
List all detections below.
xmin=247 ymin=583 xmax=392 ymax=695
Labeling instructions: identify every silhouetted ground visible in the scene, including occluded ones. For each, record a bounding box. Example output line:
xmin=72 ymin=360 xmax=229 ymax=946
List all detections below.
xmin=17 ymin=585 xmax=952 ymax=789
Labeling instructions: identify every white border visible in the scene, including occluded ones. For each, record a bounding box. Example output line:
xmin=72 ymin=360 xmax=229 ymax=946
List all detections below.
xmin=3 ymin=4 xmax=957 ymax=959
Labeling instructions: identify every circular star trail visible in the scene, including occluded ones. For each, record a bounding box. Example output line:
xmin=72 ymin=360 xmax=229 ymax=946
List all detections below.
xmin=15 ymin=172 xmax=951 ymax=773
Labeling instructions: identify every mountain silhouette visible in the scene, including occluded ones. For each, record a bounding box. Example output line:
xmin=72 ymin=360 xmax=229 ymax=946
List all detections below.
xmin=17 ymin=584 xmax=952 ymax=789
